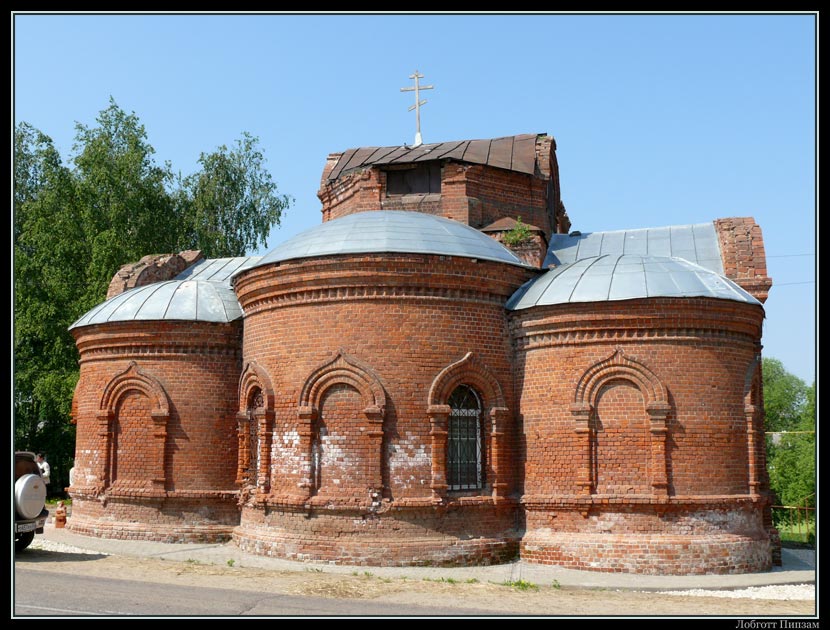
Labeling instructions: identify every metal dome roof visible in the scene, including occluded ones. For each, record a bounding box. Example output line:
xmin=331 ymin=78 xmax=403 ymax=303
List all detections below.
xmin=506 ymin=254 xmax=760 ymax=310
xmin=69 ymin=280 xmax=245 ymax=329
xmin=69 ymin=256 xmax=261 ymax=330
xmin=242 ymin=211 xmax=528 ymax=273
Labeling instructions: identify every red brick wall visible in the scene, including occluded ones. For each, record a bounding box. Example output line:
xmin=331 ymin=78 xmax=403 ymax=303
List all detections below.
xmin=111 ymin=393 xmax=153 ymax=488
xmin=594 ymin=381 xmax=651 ymax=495
xmin=232 ymin=253 xmax=533 ymax=564
xmin=316 ymin=384 xmax=368 ymax=496
xmin=715 ymin=217 xmax=773 ymax=303
xmin=67 ymin=320 xmax=242 ymax=542
xmin=234 ymin=504 xmax=519 ymax=566
xmin=463 ymin=164 xmax=552 ymax=234
xmin=512 ymin=297 xmax=776 ymax=573
xmin=318 ymin=159 xmax=564 ymax=239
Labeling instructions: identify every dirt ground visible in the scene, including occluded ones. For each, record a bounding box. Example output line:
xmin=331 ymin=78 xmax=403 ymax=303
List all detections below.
xmin=17 ymin=550 xmax=816 ymax=617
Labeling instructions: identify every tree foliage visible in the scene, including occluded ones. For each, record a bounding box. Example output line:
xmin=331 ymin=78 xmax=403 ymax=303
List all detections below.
xmin=763 ymin=358 xmax=815 ymax=509
xmin=14 ymin=99 xmax=290 ymax=492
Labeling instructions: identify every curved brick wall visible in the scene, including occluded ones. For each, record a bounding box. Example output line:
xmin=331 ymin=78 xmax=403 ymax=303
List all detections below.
xmin=232 ymin=254 xmax=532 ymax=565
xmin=512 ymin=297 xmax=777 ymax=574
xmin=67 ymin=321 xmax=242 ymax=542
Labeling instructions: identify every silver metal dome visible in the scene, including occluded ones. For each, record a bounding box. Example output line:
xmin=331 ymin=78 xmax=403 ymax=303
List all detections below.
xmin=69 ymin=280 xmax=244 ymax=329
xmin=545 ymin=222 xmax=724 ymax=273
xmin=507 ymin=254 xmax=760 ymax=310
xmin=69 ymin=256 xmax=260 ymax=330
xmin=242 ymin=211 xmax=528 ymax=272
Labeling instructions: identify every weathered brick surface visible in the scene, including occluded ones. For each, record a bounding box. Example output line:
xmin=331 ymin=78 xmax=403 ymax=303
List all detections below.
xmin=106 ymin=250 xmax=203 ymax=299
xmin=317 ymin=135 xmax=570 ymax=239
xmin=714 ymin=217 xmax=773 ymax=303
xmin=234 ymin=504 xmax=520 ymax=566
xmin=67 ymin=320 xmax=242 ymax=541
xmin=231 ymin=254 xmax=532 ymax=563
xmin=66 ymin=135 xmax=776 ymax=574
xmin=512 ymin=297 xmax=777 ymax=573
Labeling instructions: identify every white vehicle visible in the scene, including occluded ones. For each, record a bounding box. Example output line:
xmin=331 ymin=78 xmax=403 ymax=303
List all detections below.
xmin=14 ymin=451 xmax=49 ymax=551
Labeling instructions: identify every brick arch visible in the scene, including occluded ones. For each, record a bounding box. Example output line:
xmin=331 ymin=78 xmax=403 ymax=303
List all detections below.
xmin=428 ymin=352 xmax=506 ymax=409
xmin=299 ymin=350 xmax=386 ymax=413
xmin=237 ymin=361 xmax=276 ymax=490
xmin=574 ymin=348 xmax=667 ymax=409
xmin=100 ymin=361 xmax=170 ymax=417
xmin=296 ymin=350 xmax=386 ymax=499
xmin=427 ymin=353 xmax=510 ymax=501
xmin=96 ymin=362 xmax=170 ymax=493
xmin=570 ymin=349 xmax=670 ymax=497
xmin=238 ymin=361 xmax=275 ymax=413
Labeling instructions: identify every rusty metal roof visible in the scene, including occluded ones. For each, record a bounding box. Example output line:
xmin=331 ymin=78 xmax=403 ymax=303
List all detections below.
xmin=480 ymin=217 xmax=544 ymax=233
xmin=326 ymin=133 xmax=541 ymax=181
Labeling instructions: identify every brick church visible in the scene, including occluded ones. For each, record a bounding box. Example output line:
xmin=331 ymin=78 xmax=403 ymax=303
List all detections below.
xmin=67 ymin=133 xmax=777 ymax=574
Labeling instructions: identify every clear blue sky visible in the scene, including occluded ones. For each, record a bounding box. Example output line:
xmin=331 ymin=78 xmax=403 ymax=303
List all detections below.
xmin=13 ymin=13 xmax=816 ymax=383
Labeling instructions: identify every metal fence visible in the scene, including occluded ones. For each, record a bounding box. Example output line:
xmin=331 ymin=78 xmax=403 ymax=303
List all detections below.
xmin=772 ymin=494 xmax=815 ymax=546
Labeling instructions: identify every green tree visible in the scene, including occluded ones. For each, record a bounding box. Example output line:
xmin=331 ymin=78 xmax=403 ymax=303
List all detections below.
xmin=180 ymin=132 xmax=290 ymax=258
xmin=14 ymin=99 xmax=290 ymax=493
xmin=14 ymin=123 xmax=85 ymax=490
xmin=763 ymin=358 xmax=815 ymax=509
xmin=762 ymin=357 xmax=807 ymax=432
xmin=72 ymin=98 xmax=178 ymax=307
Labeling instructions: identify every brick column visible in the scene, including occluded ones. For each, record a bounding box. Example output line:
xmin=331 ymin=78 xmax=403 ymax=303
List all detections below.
xmin=256 ymin=409 xmax=275 ymax=493
xmin=570 ymin=403 xmax=593 ymax=495
xmin=646 ymin=402 xmax=671 ymax=496
xmin=297 ymin=406 xmax=317 ymax=498
xmin=490 ymin=406 xmax=510 ymax=501
xmin=745 ymin=404 xmax=760 ymax=497
xmin=96 ymin=410 xmax=114 ymax=489
xmin=364 ymin=405 xmax=385 ymax=493
xmin=236 ymin=412 xmax=249 ymax=485
xmin=150 ymin=410 xmax=168 ymax=489
xmin=428 ymin=404 xmax=451 ymax=500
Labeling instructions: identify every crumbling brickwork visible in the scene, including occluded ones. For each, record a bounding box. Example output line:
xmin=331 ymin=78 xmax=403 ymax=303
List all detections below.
xmin=715 ymin=217 xmax=773 ymax=303
xmin=317 ymin=135 xmax=569 ymax=239
xmin=106 ymin=250 xmax=203 ymax=299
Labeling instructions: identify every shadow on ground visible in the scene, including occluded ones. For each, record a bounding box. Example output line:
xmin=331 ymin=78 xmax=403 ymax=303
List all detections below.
xmin=14 ymin=549 xmax=108 ymax=564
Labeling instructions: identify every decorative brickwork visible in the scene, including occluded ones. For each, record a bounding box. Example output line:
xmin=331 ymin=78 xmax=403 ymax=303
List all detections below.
xmin=68 ymin=133 xmax=776 ymax=573
xmin=68 ymin=321 xmax=242 ymax=542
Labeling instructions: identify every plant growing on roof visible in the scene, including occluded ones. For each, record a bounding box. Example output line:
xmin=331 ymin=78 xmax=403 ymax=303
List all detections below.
xmin=502 ymin=216 xmax=532 ymax=247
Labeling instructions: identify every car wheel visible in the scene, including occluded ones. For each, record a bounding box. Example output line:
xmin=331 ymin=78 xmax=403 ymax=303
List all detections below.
xmin=15 ymin=530 xmax=35 ymax=552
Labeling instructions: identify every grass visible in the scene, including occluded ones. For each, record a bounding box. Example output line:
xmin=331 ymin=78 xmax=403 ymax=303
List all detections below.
xmin=498 ymin=579 xmax=539 ymax=591
xmin=777 ymin=520 xmax=816 ymax=547
xmin=422 ymin=576 xmax=457 ymax=584
xmin=226 ymin=559 xmax=235 ymax=567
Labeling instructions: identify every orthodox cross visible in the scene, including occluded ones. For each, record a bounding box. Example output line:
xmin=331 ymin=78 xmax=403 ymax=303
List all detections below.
xmin=400 ymin=70 xmax=433 ymax=147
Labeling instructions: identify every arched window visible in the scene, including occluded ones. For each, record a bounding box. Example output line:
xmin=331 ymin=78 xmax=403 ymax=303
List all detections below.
xmin=447 ymin=385 xmax=484 ymax=491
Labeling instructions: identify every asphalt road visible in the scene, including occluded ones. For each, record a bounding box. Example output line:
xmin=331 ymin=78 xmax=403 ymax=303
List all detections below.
xmin=14 ymin=567 xmax=501 ymax=617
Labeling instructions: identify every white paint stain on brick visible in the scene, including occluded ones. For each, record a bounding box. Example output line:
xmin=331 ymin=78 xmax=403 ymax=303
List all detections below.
xmin=389 ymin=432 xmax=430 ymax=489
xmin=271 ymin=429 xmax=304 ymax=477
